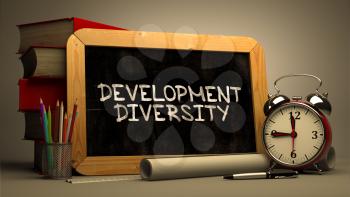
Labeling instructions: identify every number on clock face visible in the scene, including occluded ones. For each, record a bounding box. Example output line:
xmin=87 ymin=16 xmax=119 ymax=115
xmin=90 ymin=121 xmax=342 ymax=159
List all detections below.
xmin=263 ymin=103 xmax=325 ymax=167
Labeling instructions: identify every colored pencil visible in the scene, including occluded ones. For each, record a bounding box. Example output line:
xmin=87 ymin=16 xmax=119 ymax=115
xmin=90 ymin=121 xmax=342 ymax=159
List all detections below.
xmin=40 ymin=99 xmax=54 ymax=170
xmin=53 ymin=100 xmax=60 ymax=142
xmin=48 ymin=106 xmax=52 ymax=143
xmin=59 ymin=101 xmax=64 ymax=144
xmin=39 ymin=114 xmax=45 ymax=145
xmin=44 ymin=106 xmax=49 ymax=144
xmin=63 ymin=113 xmax=68 ymax=143
xmin=65 ymin=113 xmax=72 ymax=143
xmin=67 ymin=110 xmax=78 ymax=143
xmin=68 ymin=100 xmax=78 ymax=142
xmin=40 ymin=99 xmax=49 ymax=143
xmin=39 ymin=99 xmax=47 ymax=143
xmin=69 ymin=110 xmax=78 ymax=142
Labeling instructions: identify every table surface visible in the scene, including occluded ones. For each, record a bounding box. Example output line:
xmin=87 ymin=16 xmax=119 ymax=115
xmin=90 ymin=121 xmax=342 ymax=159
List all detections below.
xmin=1 ymin=158 xmax=349 ymax=197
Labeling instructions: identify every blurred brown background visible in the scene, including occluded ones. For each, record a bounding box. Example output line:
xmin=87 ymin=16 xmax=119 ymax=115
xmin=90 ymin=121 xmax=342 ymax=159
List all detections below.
xmin=0 ymin=0 xmax=349 ymax=163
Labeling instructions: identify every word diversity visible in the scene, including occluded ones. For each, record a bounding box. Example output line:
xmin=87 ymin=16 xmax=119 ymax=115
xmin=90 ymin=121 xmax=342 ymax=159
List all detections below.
xmin=98 ymin=83 xmax=241 ymax=122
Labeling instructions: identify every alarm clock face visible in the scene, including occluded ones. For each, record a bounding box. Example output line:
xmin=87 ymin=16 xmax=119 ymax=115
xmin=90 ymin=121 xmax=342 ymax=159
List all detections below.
xmin=263 ymin=102 xmax=327 ymax=168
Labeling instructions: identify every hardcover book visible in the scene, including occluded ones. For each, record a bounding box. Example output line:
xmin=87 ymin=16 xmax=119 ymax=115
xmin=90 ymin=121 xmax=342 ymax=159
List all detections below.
xmin=17 ymin=17 xmax=125 ymax=53
xmin=18 ymin=78 xmax=66 ymax=111
xmin=20 ymin=46 xmax=65 ymax=78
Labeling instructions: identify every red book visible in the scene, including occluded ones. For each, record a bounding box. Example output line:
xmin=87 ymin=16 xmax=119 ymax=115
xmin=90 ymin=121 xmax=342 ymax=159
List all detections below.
xmin=18 ymin=78 xmax=66 ymax=111
xmin=17 ymin=17 xmax=126 ymax=53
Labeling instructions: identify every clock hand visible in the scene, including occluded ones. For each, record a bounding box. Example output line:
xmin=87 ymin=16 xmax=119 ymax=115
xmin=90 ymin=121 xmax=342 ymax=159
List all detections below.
xmin=271 ymin=130 xmax=292 ymax=137
xmin=291 ymin=114 xmax=296 ymax=151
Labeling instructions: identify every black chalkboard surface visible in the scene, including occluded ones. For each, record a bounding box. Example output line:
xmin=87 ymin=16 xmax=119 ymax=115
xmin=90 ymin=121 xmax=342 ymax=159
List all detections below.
xmin=66 ymin=29 xmax=267 ymax=175
xmin=85 ymin=46 xmax=255 ymax=156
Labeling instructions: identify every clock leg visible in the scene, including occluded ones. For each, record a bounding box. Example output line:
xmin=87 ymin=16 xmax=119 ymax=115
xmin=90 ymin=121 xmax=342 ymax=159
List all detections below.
xmin=267 ymin=161 xmax=278 ymax=172
xmin=300 ymin=163 xmax=324 ymax=175
xmin=313 ymin=163 xmax=324 ymax=175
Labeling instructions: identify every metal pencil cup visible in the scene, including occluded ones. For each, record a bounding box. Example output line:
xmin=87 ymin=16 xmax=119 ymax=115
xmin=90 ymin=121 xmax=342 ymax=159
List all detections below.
xmin=42 ymin=143 xmax=72 ymax=179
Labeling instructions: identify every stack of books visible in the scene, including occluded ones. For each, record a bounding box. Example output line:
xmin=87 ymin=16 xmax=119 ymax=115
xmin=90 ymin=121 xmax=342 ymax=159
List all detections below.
xmin=17 ymin=17 xmax=125 ymax=171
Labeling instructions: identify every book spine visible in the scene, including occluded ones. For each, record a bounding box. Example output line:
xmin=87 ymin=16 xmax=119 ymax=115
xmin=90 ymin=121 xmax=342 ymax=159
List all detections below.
xmin=18 ymin=78 xmax=66 ymax=111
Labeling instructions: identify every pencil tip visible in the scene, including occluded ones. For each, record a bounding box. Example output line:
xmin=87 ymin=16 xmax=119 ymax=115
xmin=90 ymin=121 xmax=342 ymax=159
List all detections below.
xmin=40 ymin=98 xmax=43 ymax=103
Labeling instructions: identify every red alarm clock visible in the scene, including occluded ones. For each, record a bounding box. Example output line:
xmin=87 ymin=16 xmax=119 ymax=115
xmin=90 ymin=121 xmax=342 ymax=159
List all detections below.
xmin=262 ymin=74 xmax=332 ymax=172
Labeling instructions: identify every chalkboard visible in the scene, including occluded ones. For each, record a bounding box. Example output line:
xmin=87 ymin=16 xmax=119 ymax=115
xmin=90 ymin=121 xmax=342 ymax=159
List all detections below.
xmin=67 ymin=29 xmax=267 ymax=175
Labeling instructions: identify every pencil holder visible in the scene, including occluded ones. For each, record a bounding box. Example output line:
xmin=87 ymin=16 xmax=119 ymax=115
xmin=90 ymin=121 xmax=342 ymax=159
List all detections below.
xmin=43 ymin=143 xmax=72 ymax=179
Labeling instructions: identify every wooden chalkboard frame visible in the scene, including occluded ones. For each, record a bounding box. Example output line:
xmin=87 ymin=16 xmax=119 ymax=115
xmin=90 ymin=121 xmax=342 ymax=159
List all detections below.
xmin=66 ymin=29 xmax=267 ymax=175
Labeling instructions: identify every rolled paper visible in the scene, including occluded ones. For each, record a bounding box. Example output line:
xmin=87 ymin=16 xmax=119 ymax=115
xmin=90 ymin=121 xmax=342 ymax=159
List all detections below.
xmin=140 ymin=154 xmax=270 ymax=181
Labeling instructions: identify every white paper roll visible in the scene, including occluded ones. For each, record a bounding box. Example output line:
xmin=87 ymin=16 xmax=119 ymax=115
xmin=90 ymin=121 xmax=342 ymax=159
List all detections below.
xmin=140 ymin=154 xmax=270 ymax=180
